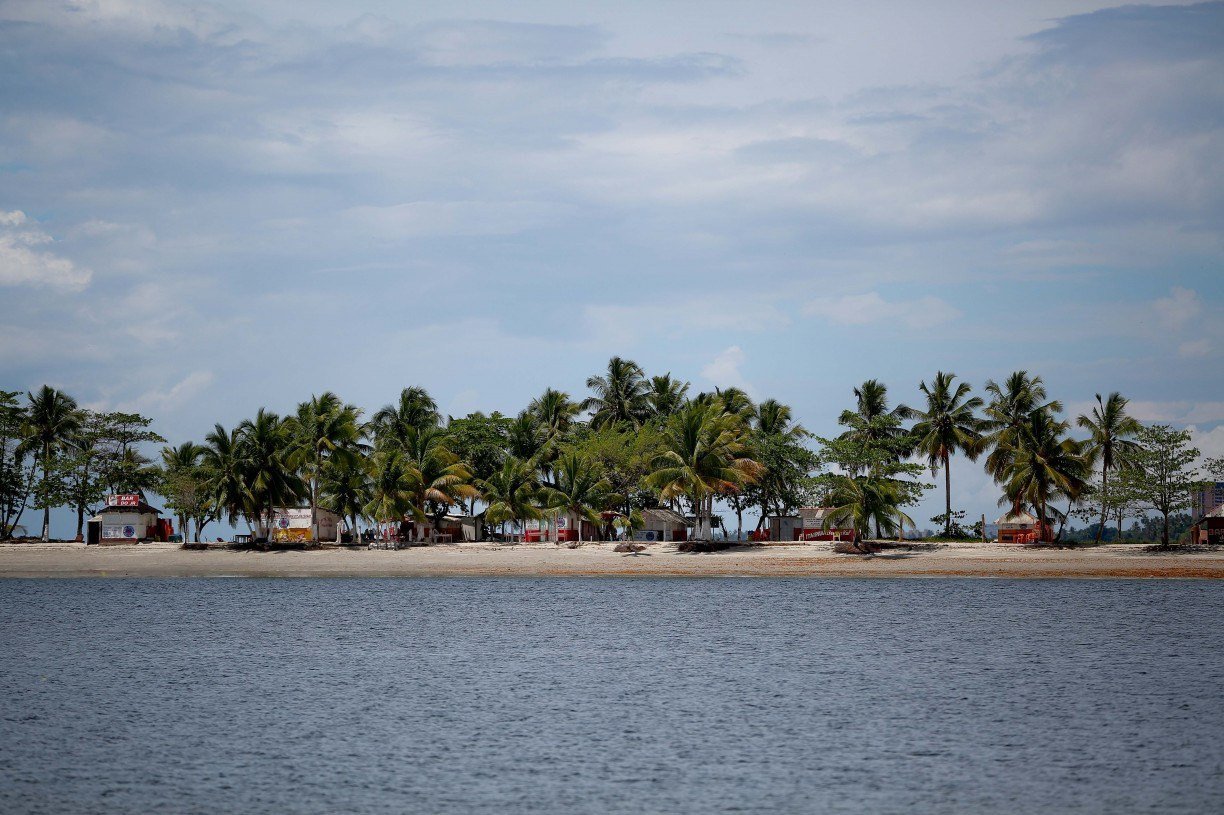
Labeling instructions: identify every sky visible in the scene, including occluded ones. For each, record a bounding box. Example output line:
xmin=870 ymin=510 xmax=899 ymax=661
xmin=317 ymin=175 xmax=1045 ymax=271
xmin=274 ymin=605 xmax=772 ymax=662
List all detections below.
xmin=1 ymin=0 xmax=1222 ymax=536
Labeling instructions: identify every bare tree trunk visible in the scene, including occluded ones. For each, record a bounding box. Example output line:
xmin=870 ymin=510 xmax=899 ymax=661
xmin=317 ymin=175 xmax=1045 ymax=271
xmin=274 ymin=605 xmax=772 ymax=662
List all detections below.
xmin=1096 ymin=463 xmax=1108 ymax=544
xmin=943 ymin=452 xmax=952 ymax=537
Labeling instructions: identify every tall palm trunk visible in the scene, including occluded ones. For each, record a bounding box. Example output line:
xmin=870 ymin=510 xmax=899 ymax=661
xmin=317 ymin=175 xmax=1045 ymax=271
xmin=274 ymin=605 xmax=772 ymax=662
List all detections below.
xmin=943 ymin=450 xmax=952 ymax=537
xmin=41 ymin=444 xmax=51 ymax=542
xmin=1096 ymin=463 xmax=1108 ymax=544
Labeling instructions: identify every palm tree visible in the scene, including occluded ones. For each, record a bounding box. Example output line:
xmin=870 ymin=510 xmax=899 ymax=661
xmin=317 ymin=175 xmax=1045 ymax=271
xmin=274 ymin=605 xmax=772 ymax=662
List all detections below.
xmin=1076 ymin=392 xmax=1142 ymax=543
xmin=836 ymin=380 xmax=911 ymax=470
xmin=507 ymin=410 xmax=547 ymax=461
xmin=755 ymin=398 xmax=806 ymax=440
xmin=400 ymin=426 xmax=476 ymax=537
xmin=476 ymin=456 xmax=543 ymax=538
xmin=908 ymin=372 xmax=985 ymax=536
xmin=1000 ymin=409 xmax=1089 ymax=536
xmin=646 ymin=401 xmax=760 ymax=540
xmin=364 ymin=450 xmax=414 ymax=535
xmin=823 ymin=474 xmax=914 ymax=548
xmin=320 ymin=460 xmax=372 ymax=544
xmin=25 ymin=386 xmax=82 ymax=541
xmin=160 ymin=442 xmax=203 ymax=542
xmin=982 ymin=371 xmax=1061 ymax=492
xmin=540 ymin=452 xmax=612 ymax=543
xmin=288 ymin=392 xmax=364 ymax=534
xmin=582 ymin=356 xmax=649 ymax=428
xmin=529 ymin=388 xmax=580 ymax=443
xmin=371 ymin=387 xmax=439 ymax=451
xmin=646 ymin=374 xmax=689 ymax=421
xmin=237 ymin=409 xmax=304 ymax=537
xmin=201 ymin=423 xmax=248 ymax=529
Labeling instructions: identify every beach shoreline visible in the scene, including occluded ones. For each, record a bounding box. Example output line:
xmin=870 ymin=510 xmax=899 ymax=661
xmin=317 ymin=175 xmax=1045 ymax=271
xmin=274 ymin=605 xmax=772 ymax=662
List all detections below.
xmin=2 ymin=541 xmax=1223 ymax=579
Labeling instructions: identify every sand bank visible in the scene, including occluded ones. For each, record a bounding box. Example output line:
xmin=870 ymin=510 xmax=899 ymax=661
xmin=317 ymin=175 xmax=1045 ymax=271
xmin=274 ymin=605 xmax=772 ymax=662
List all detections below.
xmin=2 ymin=540 xmax=1223 ymax=579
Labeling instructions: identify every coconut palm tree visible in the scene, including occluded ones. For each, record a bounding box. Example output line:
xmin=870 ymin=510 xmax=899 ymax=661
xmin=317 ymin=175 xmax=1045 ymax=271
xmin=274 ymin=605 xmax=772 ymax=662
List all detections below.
xmin=476 ymin=456 xmax=543 ymax=538
xmin=371 ymin=386 xmax=439 ymax=451
xmin=1000 ymin=409 xmax=1089 ymax=536
xmin=646 ymin=401 xmax=760 ymax=540
xmin=982 ymin=371 xmax=1062 ymax=492
xmin=288 ymin=392 xmax=364 ymax=534
xmin=529 ymin=388 xmax=580 ymax=443
xmin=400 ymin=425 xmax=476 ymax=537
xmin=25 ymin=386 xmax=82 ymax=540
xmin=823 ymin=474 xmax=914 ymax=547
xmin=507 ymin=410 xmax=547 ymax=461
xmin=201 ymin=423 xmax=249 ymax=529
xmin=908 ymin=372 xmax=985 ymax=537
xmin=755 ymin=398 xmax=806 ymax=440
xmin=583 ymin=356 xmax=650 ymax=428
xmin=364 ymin=450 xmax=414 ymax=535
xmin=1076 ymin=392 xmax=1142 ymax=543
xmin=320 ymin=460 xmax=372 ymax=544
xmin=540 ymin=452 xmax=612 ymax=543
xmin=237 ymin=409 xmax=305 ymax=537
xmin=646 ymin=374 xmax=690 ymax=421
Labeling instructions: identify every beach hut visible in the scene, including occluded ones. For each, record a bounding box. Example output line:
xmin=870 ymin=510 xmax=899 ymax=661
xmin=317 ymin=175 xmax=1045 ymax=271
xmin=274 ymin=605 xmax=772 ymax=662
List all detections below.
xmin=996 ymin=510 xmax=1050 ymax=544
xmin=523 ymin=512 xmax=600 ymax=543
xmin=1194 ymin=506 xmax=1224 ymax=545
xmin=87 ymin=494 xmax=170 ymax=544
xmin=797 ymin=507 xmax=856 ymax=542
xmin=259 ymin=507 xmax=341 ymax=543
xmin=636 ymin=508 xmax=688 ymax=542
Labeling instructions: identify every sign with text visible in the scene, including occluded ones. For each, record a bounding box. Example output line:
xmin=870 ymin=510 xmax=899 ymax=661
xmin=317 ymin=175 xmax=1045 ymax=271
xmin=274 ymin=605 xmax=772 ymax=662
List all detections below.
xmin=107 ymin=494 xmax=140 ymax=507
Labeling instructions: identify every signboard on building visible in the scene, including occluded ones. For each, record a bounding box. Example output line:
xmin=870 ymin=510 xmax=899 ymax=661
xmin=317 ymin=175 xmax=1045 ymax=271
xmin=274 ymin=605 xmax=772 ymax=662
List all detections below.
xmin=102 ymin=524 xmax=136 ymax=540
xmin=107 ymin=494 xmax=140 ymax=507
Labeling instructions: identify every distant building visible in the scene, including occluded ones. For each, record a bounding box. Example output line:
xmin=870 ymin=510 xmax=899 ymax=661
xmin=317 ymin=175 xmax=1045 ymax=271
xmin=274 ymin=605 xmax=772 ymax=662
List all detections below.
xmin=996 ymin=510 xmax=1052 ymax=544
xmin=259 ymin=507 xmax=341 ymax=543
xmin=1192 ymin=482 xmax=1224 ymax=521
xmin=636 ymin=508 xmax=688 ymax=542
xmin=753 ymin=507 xmax=855 ymax=542
xmin=1194 ymin=506 xmax=1224 ymax=545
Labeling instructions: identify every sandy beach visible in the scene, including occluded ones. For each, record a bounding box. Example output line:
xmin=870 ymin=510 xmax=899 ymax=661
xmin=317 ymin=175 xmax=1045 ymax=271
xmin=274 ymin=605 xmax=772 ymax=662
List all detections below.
xmin=2 ymin=540 xmax=1223 ymax=579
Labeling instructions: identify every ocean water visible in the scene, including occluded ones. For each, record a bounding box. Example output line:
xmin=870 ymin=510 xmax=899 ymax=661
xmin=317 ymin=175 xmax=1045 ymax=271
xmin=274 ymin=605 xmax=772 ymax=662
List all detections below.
xmin=1 ymin=578 xmax=1222 ymax=814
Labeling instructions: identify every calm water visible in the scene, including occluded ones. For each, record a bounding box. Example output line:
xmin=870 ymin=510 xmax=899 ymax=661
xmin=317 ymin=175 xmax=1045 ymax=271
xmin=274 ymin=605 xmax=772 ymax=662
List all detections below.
xmin=2 ymin=578 xmax=1223 ymax=813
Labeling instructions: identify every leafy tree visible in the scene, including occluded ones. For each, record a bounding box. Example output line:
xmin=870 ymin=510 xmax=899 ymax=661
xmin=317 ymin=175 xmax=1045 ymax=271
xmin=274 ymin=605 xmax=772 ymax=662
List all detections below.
xmin=982 ymin=371 xmax=1061 ymax=489
xmin=320 ymin=460 xmax=372 ymax=544
xmin=814 ymin=432 xmax=929 ymax=546
xmin=563 ymin=422 xmax=663 ymax=521
xmin=371 ymin=386 xmax=440 ymax=451
xmin=63 ymin=411 xmax=110 ymax=539
xmin=1077 ymin=392 xmax=1142 ymax=543
xmin=582 ymin=356 xmax=650 ymax=429
xmin=288 ymin=392 xmax=364 ymax=533
xmin=0 ymin=391 xmax=32 ymax=538
xmin=237 ymin=409 xmax=305 ymax=536
xmin=94 ymin=411 xmax=165 ymax=494
xmin=25 ymin=386 xmax=82 ymax=540
xmin=998 ymin=409 xmax=1089 ymax=537
xmin=159 ymin=442 xmax=210 ymax=541
xmin=646 ymin=401 xmax=760 ymax=540
xmin=477 ymin=456 xmax=543 ymax=536
xmin=364 ymin=450 xmax=414 ymax=531
xmin=1120 ymin=424 xmax=1200 ymax=547
xmin=646 ymin=374 xmax=689 ymax=422
xmin=507 ymin=410 xmax=547 ymax=462
xmin=446 ymin=412 xmax=512 ymax=507
xmin=540 ymin=452 xmax=613 ymax=542
xmin=201 ymin=424 xmax=249 ymax=529
xmin=907 ymin=372 xmax=985 ymax=537
xmin=400 ymin=425 xmax=476 ymax=534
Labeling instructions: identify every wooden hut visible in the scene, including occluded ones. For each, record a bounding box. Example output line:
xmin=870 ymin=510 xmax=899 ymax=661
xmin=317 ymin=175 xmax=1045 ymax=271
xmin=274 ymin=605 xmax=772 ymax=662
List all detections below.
xmin=996 ymin=510 xmax=1051 ymax=544
xmin=636 ymin=508 xmax=688 ymax=542
xmin=1194 ymin=506 xmax=1224 ymax=545
xmin=260 ymin=507 xmax=341 ymax=543
xmin=752 ymin=507 xmax=856 ymax=542
xmin=88 ymin=494 xmax=170 ymax=544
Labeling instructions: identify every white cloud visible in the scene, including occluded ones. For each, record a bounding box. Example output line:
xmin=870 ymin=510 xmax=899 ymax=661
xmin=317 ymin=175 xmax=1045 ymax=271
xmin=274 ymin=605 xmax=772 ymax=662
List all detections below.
xmin=701 ymin=345 xmax=752 ymax=393
xmin=116 ymin=371 xmax=216 ymax=414
xmin=1126 ymin=401 xmax=1224 ymax=426
xmin=802 ymin=291 xmax=960 ymax=329
xmin=1187 ymin=425 xmax=1224 ymax=468
xmin=1178 ymin=338 xmax=1211 ymax=358
xmin=1153 ymin=286 xmax=1201 ymax=330
xmin=0 ymin=210 xmax=92 ymax=290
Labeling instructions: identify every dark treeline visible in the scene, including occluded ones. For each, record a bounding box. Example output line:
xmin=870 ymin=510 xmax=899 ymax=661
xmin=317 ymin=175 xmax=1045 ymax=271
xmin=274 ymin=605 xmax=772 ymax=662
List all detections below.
xmin=2 ymin=361 xmax=1218 ymax=546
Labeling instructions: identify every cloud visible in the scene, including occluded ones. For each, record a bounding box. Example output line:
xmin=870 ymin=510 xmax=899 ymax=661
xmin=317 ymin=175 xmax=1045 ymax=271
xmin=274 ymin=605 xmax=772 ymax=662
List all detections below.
xmin=1187 ymin=425 xmax=1224 ymax=467
xmin=1154 ymin=286 xmax=1202 ymax=330
xmin=802 ymin=292 xmax=960 ymax=329
xmin=700 ymin=345 xmax=751 ymax=393
xmin=1179 ymin=338 xmax=1211 ymax=358
xmin=116 ymin=371 xmax=216 ymax=414
xmin=1126 ymin=401 xmax=1224 ymax=426
xmin=0 ymin=211 xmax=92 ymax=290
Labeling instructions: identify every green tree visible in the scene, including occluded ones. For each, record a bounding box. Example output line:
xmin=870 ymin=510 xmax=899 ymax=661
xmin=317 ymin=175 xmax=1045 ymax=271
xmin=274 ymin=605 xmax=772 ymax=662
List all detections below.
xmin=371 ymin=386 xmax=440 ymax=451
xmin=1120 ymin=424 xmax=1200 ymax=547
xmin=159 ymin=442 xmax=209 ymax=542
xmin=400 ymin=425 xmax=476 ymax=536
xmin=998 ymin=409 xmax=1089 ymax=538
xmin=476 ymin=456 xmax=543 ymax=537
xmin=289 ymin=392 xmax=364 ymax=534
xmin=94 ymin=411 xmax=166 ymax=494
xmin=445 ymin=412 xmax=512 ymax=509
xmin=237 ymin=409 xmax=305 ymax=536
xmin=982 ymin=372 xmax=1062 ymax=490
xmin=582 ymin=356 xmax=650 ymax=428
xmin=63 ymin=411 xmax=109 ymax=539
xmin=1076 ymin=392 xmax=1142 ymax=543
xmin=0 ymin=391 xmax=32 ymax=538
xmin=646 ymin=374 xmax=689 ymax=422
xmin=815 ymin=432 xmax=929 ymax=547
xmin=201 ymin=424 xmax=249 ymax=529
xmin=320 ymin=460 xmax=372 ymax=544
xmin=646 ymin=401 xmax=760 ymax=540
xmin=540 ymin=452 xmax=613 ymax=543
xmin=907 ymin=372 xmax=985 ymax=537
xmin=25 ymin=386 xmax=82 ymax=540
xmin=364 ymin=450 xmax=415 ymax=532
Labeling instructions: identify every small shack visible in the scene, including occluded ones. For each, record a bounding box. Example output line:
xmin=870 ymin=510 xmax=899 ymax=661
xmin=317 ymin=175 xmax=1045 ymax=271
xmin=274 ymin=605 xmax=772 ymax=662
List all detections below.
xmin=752 ymin=507 xmax=855 ymax=542
xmin=1194 ymin=506 xmax=1224 ymax=545
xmin=636 ymin=508 xmax=688 ymax=542
xmin=523 ymin=512 xmax=600 ymax=543
xmin=88 ymin=494 xmax=170 ymax=544
xmin=996 ymin=510 xmax=1050 ymax=544
xmin=260 ymin=507 xmax=341 ymax=543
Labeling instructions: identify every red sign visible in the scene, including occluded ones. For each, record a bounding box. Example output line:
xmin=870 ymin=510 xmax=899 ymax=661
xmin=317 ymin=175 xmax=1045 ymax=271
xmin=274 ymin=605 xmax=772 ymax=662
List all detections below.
xmin=108 ymin=494 xmax=140 ymax=507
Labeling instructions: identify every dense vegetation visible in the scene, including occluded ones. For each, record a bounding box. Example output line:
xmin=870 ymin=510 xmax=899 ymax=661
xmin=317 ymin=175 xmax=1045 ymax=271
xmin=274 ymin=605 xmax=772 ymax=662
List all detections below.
xmin=1 ymin=360 xmax=1218 ymax=546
